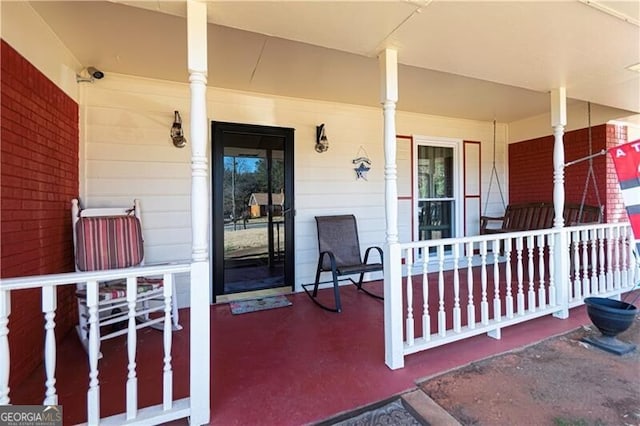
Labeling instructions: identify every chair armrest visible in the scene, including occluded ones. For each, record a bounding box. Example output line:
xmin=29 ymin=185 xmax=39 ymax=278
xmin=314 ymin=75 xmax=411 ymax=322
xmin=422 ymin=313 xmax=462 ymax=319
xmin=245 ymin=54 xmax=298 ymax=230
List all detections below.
xmin=363 ymin=246 xmax=383 ymax=265
xmin=318 ymin=250 xmax=339 ymax=273
xmin=480 ymin=215 xmax=505 ymax=221
xmin=480 ymin=215 xmax=506 ymax=234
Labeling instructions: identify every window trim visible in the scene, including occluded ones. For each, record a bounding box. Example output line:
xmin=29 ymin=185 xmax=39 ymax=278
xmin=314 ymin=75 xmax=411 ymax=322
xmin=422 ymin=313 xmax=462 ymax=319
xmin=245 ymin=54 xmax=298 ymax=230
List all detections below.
xmin=412 ymin=136 xmax=463 ymax=243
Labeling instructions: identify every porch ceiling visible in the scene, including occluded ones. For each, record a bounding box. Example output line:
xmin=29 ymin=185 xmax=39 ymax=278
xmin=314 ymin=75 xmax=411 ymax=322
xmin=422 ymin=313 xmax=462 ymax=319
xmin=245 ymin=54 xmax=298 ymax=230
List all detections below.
xmin=28 ymin=0 xmax=640 ymax=123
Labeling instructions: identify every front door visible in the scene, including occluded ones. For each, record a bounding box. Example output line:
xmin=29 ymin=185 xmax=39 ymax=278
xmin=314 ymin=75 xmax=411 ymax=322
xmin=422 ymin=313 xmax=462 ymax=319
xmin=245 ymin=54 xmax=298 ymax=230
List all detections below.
xmin=212 ymin=122 xmax=294 ymax=298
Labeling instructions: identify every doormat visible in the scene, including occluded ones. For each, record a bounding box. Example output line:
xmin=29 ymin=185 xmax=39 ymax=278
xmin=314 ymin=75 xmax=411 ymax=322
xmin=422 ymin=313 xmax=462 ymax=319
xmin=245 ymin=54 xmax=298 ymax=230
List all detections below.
xmin=229 ymin=295 xmax=292 ymax=315
xmin=315 ymin=397 xmax=427 ymax=426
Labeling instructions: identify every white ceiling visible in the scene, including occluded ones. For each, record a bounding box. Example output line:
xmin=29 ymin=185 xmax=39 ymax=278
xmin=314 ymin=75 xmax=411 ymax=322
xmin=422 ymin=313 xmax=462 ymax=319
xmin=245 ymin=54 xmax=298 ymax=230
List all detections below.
xmin=29 ymin=0 xmax=640 ymax=123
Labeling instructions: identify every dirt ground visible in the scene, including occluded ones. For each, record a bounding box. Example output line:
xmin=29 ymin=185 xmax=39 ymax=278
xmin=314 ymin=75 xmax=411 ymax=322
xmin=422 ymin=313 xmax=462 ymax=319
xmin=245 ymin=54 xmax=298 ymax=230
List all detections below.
xmin=421 ymin=313 xmax=640 ymax=426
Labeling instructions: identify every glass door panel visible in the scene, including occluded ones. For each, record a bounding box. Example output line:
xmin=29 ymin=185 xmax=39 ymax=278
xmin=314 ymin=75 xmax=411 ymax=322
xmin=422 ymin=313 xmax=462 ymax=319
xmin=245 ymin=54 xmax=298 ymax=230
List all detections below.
xmin=222 ymin=143 xmax=286 ymax=293
xmin=416 ymin=144 xmax=455 ymax=255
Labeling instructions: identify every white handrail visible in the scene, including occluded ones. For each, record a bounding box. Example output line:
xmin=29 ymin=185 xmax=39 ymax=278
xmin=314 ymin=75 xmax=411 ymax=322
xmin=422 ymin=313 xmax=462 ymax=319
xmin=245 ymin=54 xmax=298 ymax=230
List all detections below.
xmin=0 ymin=262 xmax=192 ymax=425
xmin=385 ymin=222 xmax=637 ymax=369
xmin=0 ymin=263 xmax=191 ymax=291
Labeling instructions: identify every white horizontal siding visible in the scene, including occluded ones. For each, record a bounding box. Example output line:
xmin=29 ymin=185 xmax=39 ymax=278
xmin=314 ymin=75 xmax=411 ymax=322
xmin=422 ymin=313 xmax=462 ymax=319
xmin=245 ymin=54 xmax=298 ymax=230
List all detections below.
xmin=82 ymin=73 xmax=511 ymax=304
xmin=397 ymin=139 xmax=412 ymax=198
xmin=398 ymin=200 xmax=413 ymax=243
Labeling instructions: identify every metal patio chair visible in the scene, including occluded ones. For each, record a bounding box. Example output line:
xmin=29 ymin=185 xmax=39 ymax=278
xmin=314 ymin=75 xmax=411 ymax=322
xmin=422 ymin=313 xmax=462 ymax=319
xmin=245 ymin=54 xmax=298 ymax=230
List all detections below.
xmin=303 ymin=214 xmax=383 ymax=312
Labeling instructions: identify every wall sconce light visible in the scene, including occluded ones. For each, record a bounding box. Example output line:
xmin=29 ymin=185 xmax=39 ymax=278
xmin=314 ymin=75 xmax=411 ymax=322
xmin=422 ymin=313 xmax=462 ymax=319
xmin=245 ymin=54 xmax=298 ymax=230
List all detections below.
xmin=315 ymin=123 xmax=329 ymax=153
xmin=76 ymin=66 xmax=105 ymax=83
xmin=171 ymin=111 xmax=187 ymax=148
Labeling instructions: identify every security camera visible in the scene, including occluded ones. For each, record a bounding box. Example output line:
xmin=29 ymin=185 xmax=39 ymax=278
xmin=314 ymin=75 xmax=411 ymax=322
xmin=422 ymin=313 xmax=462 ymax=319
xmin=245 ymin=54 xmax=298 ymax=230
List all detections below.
xmin=76 ymin=66 xmax=105 ymax=83
xmin=87 ymin=66 xmax=104 ymax=80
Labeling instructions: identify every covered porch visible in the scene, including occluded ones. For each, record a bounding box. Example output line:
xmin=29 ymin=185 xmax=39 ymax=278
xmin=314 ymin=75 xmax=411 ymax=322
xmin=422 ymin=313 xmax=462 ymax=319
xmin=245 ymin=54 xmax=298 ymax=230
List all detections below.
xmin=1 ymin=1 xmax=640 ymax=425
xmin=3 ymin=219 xmax=638 ymax=424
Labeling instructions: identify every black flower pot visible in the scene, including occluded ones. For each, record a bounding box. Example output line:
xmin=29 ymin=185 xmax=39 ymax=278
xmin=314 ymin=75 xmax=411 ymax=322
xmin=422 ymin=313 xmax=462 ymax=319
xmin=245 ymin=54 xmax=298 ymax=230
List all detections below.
xmin=582 ymin=297 xmax=638 ymax=355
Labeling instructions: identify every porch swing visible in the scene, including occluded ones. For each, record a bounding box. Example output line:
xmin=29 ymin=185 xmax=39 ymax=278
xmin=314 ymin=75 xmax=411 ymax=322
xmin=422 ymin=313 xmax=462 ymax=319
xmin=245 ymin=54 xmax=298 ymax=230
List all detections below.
xmin=480 ymin=106 xmax=603 ymax=235
xmin=563 ymin=102 xmax=605 ymax=225
xmin=482 ymin=119 xmax=506 ymax=221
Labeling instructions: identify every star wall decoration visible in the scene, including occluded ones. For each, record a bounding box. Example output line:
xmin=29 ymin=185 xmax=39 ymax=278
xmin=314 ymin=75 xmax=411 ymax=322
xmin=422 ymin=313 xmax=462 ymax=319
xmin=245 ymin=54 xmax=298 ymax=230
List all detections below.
xmin=354 ymin=162 xmax=370 ymax=180
xmin=352 ymin=146 xmax=372 ymax=181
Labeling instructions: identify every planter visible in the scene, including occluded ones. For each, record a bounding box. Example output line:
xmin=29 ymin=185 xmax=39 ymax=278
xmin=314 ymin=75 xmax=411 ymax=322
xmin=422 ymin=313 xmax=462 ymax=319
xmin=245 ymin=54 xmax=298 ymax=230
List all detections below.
xmin=582 ymin=297 xmax=638 ymax=355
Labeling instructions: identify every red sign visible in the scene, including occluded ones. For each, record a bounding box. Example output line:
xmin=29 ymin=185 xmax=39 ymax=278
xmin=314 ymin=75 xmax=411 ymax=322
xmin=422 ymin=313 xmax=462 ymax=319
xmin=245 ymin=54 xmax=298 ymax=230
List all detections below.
xmin=609 ymin=140 xmax=640 ymax=250
xmin=609 ymin=140 xmax=640 ymax=185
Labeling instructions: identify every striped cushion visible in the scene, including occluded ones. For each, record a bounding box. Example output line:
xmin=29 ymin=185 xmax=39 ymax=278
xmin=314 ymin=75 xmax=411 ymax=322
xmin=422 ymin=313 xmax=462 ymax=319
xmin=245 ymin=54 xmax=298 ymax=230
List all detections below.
xmin=76 ymin=277 xmax=162 ymax=301
xmin=75 ymin=215 xmax=144 ymax=271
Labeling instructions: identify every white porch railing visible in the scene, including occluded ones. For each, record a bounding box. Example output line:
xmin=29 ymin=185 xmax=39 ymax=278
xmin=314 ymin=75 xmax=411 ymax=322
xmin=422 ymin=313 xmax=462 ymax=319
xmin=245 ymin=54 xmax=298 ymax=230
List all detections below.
xmin=0 ymin=262 xmax=199 ymax=425
xmin=384 ymin=222 xmax=639 ymax=369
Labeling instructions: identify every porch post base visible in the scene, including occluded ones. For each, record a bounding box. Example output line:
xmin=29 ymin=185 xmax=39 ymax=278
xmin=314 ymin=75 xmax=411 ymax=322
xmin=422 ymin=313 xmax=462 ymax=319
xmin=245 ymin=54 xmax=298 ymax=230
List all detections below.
xmin=552 ymin=310 xmax=569 ymax=319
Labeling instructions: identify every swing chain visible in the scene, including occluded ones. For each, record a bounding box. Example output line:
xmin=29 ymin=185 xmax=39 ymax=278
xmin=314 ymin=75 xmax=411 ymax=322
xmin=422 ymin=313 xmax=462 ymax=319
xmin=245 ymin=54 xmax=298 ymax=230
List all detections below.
xmin=483 ymin=119 xmax=506 ymax=216
xmin=577 ymin=102 xmax=603 ymax=222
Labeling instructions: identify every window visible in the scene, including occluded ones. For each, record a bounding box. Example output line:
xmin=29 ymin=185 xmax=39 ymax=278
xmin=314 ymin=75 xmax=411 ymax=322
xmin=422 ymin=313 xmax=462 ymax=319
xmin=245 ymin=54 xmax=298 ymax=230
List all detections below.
xmin=414 ymin=137 xmax=462 ymax=251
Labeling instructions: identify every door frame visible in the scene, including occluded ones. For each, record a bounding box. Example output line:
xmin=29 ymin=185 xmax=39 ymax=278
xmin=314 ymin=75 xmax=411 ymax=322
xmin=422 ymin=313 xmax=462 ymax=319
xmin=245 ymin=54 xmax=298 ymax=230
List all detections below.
xmin=412 ymin=136 xmax=463 ymax=245
xmin=211 ymin=121 xmax=295 ymax=299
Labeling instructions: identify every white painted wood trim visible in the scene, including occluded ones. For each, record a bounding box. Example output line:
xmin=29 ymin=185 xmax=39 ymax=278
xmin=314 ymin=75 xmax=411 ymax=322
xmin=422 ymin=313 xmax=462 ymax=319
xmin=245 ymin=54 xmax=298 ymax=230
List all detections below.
xmin=412 ymin=136 xmax=464 ymax=243
xmin=42 ymin=286 xmax=57 ymax=405
xmin=87 ymin=280 xmax=100 ymax=425
xmin=126 ymin=276 xmax=138 ymax=420
xmin=0 ymin=289 xmax=10 ymax=405
xmin=187 ymin=1 xmax=211 ymax=424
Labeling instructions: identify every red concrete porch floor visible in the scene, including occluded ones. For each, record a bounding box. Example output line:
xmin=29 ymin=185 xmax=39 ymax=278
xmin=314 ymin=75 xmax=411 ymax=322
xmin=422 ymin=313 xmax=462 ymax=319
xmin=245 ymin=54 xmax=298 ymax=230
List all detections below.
xmin=11 ymin=281 xmax=592 ymax=425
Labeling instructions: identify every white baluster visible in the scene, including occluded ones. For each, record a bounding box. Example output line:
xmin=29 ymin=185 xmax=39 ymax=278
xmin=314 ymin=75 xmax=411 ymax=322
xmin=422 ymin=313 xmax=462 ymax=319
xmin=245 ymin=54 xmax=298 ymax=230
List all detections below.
xmin=581 ymin=229 xmax=590 ymax=297
xmin=126 ymin=277 xmax=138 ymax=420
xmin=406 ymin=249 xmax=414 ymax=346
xmin=466 ymin=242 xmax=475 ymax=329
xmin=572 ymin=231 xmax=581 ymax=301
xmin=0 ymin=289 xmax=10 ymax=405
xmin=630 ymin=228 xmax=638 ymax=287
xmin=480 ymin=240 xmax=489 ymax=325
xmin=590 ymin=228 xmax=599 ymax=295
xmin=632 ymin=231 xmax=638 ymax=285
xmin=614 ymin=226 xmax=621 ymax=290
xmin=437 ymin=245 xmax=446 ymax=337
xmin=627 ymin=227 xmax=636 ymax=288
xmin=598 ymin=228 xmax=606 ymax=293
xmin=421 ymin=250 xmax=430 ymax=342
xmin=620 ymin=227 xmax=628 ymax=288
xmin=606 ymin=227 xmax=614 ymax=291
xmin=516 ymin=236 xmax=525 ymax=315
xmin=629 ymin=229 xmax=639 ymax=286
xmin=42 ymin=286 xmax=57 ymax=405
xmin=548 ymin=234 xmax=556 ymax=306
xmin=538 ymin=235 xmax=546 ymax=309
xmin=527 ymin=235 xmax=536 ymax=313
xmin=163 ymin=273 xmax=174 ymax=410
xmin=453 ymin=243 xmax=461 ymax=333
xmin=492 ymin=239 xmax=501 ymax=322
xmin=86 ymin=280 xmax=100 ymax=425
xmin=505 ymin=238 xmax=514 ymax=318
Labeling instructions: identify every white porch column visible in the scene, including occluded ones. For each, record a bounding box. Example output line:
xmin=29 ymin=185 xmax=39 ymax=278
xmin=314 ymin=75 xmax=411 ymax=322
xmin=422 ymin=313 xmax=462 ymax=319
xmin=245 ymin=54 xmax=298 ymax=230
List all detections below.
xmin=551 ymin=88 xmax=569 ymax=318
xmin=551 ymin=88 xmax=566 ymax=229
xmin=187 ymin=1 xmax=210 ymax=424
xmin=379 ymin=49 xmax=403 ymax=369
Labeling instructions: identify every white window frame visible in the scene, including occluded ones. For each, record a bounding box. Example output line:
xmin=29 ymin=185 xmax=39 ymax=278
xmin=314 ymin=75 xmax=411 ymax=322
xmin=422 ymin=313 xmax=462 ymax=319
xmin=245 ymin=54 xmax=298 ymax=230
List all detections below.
xmin=412 ymin=136 xmax=463 ymax=245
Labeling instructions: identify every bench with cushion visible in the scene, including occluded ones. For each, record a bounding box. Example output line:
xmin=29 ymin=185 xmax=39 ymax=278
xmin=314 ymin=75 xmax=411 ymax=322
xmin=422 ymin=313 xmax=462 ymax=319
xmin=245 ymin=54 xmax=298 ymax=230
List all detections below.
xmin=480 ymin=202 xmax=602 ymax=234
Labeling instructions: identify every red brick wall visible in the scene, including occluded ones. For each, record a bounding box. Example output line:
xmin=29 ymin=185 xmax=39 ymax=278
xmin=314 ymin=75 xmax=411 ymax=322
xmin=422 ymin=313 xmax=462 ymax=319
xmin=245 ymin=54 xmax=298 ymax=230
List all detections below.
xmin=508 ymin=124 xmax=620 ymax=221
xmin=1 ymin=40 xmax=79 ymax=387
xmin=605 ymin=125 xmax=627 ymax=222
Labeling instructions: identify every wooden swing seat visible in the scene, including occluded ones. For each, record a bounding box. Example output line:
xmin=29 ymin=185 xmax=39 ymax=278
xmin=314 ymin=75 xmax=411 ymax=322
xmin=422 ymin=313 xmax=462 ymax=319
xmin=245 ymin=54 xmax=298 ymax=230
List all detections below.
xmin=480 ymin=202 xmax=602 ymax=234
